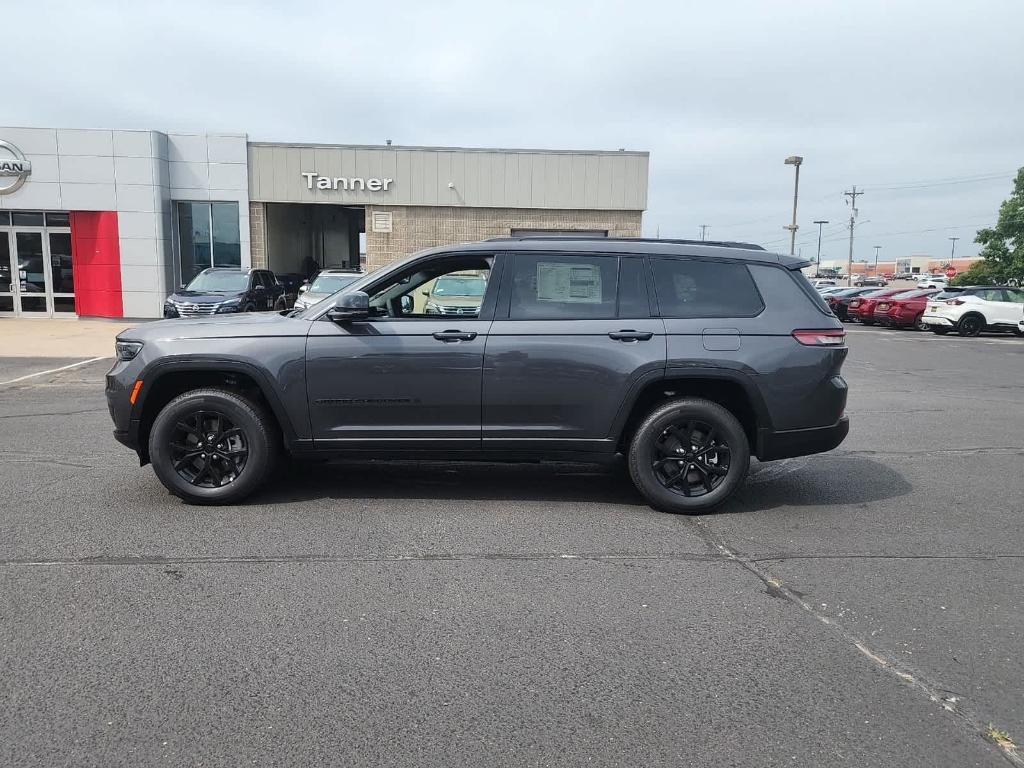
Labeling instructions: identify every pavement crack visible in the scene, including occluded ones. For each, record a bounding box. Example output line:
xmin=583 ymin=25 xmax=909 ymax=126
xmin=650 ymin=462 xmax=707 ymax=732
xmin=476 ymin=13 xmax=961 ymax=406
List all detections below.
xmin=751 ymin=553 xmax=1024 ymax=563
xmin=687 ymin=516 xmax=1024 ymax=768
xmin=0 ymin=551 xmax=724 ymax=567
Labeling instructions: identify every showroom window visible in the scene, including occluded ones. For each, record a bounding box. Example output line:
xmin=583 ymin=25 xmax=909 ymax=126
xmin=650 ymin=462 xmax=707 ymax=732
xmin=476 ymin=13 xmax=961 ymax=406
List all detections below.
xmin=176 ymin=202 xmax=241 ymax=285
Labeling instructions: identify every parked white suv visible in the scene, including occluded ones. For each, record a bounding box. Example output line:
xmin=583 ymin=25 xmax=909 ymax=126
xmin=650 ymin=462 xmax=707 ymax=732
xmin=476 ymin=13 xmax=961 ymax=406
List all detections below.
xmin=917 ymin=275 xmax=948 ymax=289
xmin=921 ymin=286 xmax=1024 ymax=336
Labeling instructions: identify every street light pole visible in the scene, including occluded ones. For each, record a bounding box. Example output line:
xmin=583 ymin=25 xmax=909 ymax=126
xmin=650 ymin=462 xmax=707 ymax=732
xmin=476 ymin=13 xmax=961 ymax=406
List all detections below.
xmin=813 ymin=220 xmax=828 ymax=274
xmin=949 ymin=236 xmax=959 ymax=259
xmin=784 ymin=156 xmax=803 ymax=256
xmin=873 ymin=245 xmax=881 ymax=274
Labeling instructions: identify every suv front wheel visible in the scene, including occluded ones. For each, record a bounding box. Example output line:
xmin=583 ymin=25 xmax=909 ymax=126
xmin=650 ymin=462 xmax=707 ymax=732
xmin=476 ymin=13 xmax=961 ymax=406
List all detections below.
xmin=628 ymin=398 xmax=750 ymax=514
xmin=149 ymin=388 xmax=278 ymax=504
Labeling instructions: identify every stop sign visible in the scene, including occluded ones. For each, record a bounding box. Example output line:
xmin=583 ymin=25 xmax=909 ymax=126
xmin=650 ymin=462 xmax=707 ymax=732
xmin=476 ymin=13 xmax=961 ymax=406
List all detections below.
xmin=945 ymin=266 xmax=957 ymax=278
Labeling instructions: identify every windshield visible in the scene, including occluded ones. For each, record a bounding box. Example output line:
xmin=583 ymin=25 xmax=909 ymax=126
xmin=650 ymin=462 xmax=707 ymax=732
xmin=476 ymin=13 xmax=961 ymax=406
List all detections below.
xmin=431 ymin=276 xmax=487 ymax=297
xmin=186 ymin=271 xmax=248 ymax=292
xmin=309 ymin=273 xmax=360 ymax=293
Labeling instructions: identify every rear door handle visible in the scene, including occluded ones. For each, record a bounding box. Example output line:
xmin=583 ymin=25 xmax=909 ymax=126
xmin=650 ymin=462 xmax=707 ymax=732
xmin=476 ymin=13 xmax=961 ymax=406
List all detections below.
xmin=608 ymin=330 xmax=654 ymax=342
xmin=433 ymin=330 xmax=478 ymax=342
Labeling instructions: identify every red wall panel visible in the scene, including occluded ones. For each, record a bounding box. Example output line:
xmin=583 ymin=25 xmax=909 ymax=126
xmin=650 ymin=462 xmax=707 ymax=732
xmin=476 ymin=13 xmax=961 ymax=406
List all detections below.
xmin=70 ymin=211 xmax=122 ymax=317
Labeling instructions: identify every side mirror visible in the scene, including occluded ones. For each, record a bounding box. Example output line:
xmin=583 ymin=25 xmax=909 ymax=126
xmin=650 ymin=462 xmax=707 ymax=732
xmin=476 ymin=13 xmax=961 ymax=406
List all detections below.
xmin=401 ymin=295 xmax=414 ymax=313
xmin=421 ymin=289 xmax=430 ymax=296
xmin=326 ymin=290 xmax=369 ymax=322
xmin=298 ymin=284 xmax=308 ymax=294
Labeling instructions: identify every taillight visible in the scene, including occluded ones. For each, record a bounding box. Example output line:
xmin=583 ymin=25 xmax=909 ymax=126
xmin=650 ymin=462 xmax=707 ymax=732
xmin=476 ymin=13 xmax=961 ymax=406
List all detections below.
xmin=793 ymin=329 xmax=846 ymax=347
xmin=945 ymin=299 xmax=965 ymax=305
xmin=849 ymin=300 xmax=860 ymax=307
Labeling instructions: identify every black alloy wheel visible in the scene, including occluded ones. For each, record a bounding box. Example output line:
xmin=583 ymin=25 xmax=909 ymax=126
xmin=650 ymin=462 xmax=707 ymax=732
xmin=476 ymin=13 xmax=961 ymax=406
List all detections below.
xmin=958 ymin=314 xmax=984 ymax=337
xmin=628 ymin=398 xmax=750 ymax=514
xmin=148 ymin=388 xmax=277 ymax=504
xmin=652 ymin=420 xmax=731 ymax=498
xmin=169 ymin=410 xmax=248 ymax=488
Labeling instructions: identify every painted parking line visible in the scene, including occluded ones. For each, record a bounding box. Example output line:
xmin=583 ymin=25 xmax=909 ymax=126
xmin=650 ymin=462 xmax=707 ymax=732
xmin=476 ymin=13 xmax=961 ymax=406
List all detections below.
xmin=0 ymin=356 xmax=109 ymax=386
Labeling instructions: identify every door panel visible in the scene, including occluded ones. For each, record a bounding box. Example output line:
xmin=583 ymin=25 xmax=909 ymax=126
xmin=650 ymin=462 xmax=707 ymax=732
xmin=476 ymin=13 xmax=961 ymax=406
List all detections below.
xmin=482 ymin=318 xmax=665 ymax=451
xmin=0 ymin=232 xmax=13 ymax=313
xmin=305 ymin=317 xmax=490 ymax=445
xmin=482 ymin=252 xmax=664 ymax=453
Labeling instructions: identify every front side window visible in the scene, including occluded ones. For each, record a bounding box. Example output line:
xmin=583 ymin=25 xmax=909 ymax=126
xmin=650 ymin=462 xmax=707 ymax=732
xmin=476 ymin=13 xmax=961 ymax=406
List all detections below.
xmin=509 ymin=253 xmax=618 ymax=320
xmin=367 ymin=256 xmax=492 ymax=318
xmin=176 ymin=202 xmax=241 ymax=285
xmin=651 ymin=257 xmax=764 ymax=318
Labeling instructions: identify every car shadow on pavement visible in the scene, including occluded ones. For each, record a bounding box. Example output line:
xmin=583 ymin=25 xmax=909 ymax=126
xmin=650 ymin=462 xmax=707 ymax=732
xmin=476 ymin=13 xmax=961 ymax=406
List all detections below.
xmin=245 ymin=454 xmax=912 ymax=514
xmin=720 ymin=455 xmax=914 ymax=514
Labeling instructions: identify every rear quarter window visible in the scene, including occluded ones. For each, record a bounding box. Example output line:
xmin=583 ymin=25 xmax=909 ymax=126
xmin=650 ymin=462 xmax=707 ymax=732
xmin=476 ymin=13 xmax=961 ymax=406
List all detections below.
xmin=651 ymin=257 xmax=764 ymax=318
xmin=751 ymin=264 xmax=834 ymax=317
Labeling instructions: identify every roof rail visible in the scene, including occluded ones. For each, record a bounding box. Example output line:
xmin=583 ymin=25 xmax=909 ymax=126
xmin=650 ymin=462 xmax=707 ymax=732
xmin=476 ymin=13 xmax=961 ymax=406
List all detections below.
xmin=484 ymin=235 xmax=766 ymax=251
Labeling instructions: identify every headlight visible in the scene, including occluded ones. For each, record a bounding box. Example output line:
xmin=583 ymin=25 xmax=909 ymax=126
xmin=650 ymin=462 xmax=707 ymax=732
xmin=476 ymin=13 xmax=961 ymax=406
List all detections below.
xmin=216 ymin=299 xmax=241 ymax=314
xmin=115 ymin=340 xmax=143 ymax=361
xmin=425 ymin=301 xmax=443 ymax=314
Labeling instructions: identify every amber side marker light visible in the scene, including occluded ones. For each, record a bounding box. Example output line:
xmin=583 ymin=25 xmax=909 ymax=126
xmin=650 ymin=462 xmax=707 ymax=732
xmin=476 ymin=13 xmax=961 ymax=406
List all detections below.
xmin=792 ymin=329 xmax=846 ymax=347
xmin=129 ymin=380 xmax=144 ymax=405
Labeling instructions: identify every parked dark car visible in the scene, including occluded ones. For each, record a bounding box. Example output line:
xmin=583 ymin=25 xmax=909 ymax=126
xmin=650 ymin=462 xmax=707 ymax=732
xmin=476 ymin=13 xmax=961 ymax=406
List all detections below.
xmin=164 ymin=268 xmax=286 ymax=318
xmin=108 ymin=237 xmax=849 ymax=514
xmin=873 ymin=288 xmax=940 ymax=330
xmin=852 ymin=275 xmax=887 ymax=287
xmin=826 ymin=287 xmax=878 ymax=321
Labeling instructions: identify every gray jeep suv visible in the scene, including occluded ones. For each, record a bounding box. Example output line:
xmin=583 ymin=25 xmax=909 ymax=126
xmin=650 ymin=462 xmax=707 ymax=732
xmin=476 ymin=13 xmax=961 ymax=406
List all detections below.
xmin=106 ymin=237 xmax=849 ymax=513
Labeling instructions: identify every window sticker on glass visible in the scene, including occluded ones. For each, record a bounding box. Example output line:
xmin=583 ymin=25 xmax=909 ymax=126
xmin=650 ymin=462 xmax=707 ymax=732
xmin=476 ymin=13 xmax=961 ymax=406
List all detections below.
xmin=536 ymin=262 xmax=602 ymax=303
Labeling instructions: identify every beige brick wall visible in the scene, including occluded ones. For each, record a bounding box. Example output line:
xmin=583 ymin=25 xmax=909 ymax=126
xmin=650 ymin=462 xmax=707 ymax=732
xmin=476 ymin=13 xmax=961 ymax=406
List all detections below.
xmin=249 ymin=202 xmax=267 ymax=268
xmin=363 ymin=206 xmax=642 ymax=271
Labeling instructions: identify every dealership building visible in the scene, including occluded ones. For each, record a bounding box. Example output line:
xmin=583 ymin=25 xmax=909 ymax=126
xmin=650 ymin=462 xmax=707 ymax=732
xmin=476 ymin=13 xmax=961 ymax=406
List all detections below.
xmin=0 ymin=126 xmax=649 ymax=318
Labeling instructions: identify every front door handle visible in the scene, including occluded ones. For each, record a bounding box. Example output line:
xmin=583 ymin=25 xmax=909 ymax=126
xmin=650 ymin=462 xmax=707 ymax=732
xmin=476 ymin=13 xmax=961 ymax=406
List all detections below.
xmin=433 ymin=330 xmax=478 ymax=342
xmin=608 ymin=330 xmax=654 ymax=342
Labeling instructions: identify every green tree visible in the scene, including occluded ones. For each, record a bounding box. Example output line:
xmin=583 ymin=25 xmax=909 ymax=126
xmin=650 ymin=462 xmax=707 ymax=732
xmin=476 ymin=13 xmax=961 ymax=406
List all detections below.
xmin=974 ymin=167 xmax=1024 ymax=283
xmin=949 ymin=260 xmax=999 ymax=286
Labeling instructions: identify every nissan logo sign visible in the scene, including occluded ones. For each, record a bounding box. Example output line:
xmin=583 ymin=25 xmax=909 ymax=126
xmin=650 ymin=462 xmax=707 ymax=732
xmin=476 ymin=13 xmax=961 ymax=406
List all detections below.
xmin=0 ymin=140 xmax=32 ymax=194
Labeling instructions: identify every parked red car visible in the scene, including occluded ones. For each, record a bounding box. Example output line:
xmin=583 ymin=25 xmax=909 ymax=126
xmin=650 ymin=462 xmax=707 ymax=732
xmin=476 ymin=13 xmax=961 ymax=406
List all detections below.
xmin=847 ymin=288 xmax=909 ymax=325
xmin=874 ymin=288 xmax=941 ymax=330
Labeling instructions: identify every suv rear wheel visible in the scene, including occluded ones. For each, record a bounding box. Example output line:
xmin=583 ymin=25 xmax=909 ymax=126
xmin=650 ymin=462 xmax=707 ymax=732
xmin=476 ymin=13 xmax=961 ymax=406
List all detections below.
xmin=628 ymin=398 xmax=750 ymax=514
xmin=957 ymin=313 xmax=985 ymax=337
xmin=148 ymin=388 xmax=278 ymax=505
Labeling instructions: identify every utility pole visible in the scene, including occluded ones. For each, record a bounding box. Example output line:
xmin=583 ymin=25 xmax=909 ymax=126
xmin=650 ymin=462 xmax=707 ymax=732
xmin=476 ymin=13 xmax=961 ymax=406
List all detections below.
xmin=813 ymin=220 xmax=829 ymax=274
xmin=699 ymin=224 xmax=710 ymax=241
xmin=949 ymin=236 xmax=959 ymax=259
xmin=784 ymin=156 xmax=803 ymax=255
xmin=873 ymin=245 xmax=881 ymax=274
xmin=844 ymin=185 xmax=863 ymax=286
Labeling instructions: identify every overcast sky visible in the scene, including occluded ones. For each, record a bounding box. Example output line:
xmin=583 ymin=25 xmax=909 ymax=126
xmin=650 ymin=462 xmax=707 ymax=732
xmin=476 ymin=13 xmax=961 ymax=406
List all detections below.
xmin=8 ymin=0 xmax=1023 ymax=263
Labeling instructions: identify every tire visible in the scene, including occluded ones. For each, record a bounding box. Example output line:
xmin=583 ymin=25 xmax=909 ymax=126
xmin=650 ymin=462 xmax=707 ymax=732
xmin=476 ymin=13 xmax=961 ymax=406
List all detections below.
xmin=931 ymin=327 xmax=950 ymax=335
xmin=1013 ymin=328 xmax=1024 ymax=337
xmin=273 ymin=296 xmax=287 ymax=311
xmin=913 ymin=315 xmax=929 ymax=332
xmin=862 ymin=318 xmax=875 ymax=326
xmin=243 ymin=303 xmax=256 ymax=313
xmin=148 ymin=388 xmax=278 ymax=505
xmin=957 ymin=314 xmax=984 ymax=337
xmin=628 ymin=398 xmax=750 ymax=514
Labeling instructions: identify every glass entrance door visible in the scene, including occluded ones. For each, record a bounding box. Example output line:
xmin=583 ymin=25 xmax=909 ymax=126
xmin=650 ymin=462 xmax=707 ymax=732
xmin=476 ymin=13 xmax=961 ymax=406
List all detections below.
xmin=14 ymin=231 xmax=50 ymax=314
xmin=0 ymin=231 xmax=14 ymax=314
xmin=1 ymin=215 xmax=76 ymax=317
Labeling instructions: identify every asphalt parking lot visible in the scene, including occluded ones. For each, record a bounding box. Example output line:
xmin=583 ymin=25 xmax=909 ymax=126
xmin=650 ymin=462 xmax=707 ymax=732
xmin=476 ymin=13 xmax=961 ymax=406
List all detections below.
xmin=1 ymin=328 xmax=1022 ymax=767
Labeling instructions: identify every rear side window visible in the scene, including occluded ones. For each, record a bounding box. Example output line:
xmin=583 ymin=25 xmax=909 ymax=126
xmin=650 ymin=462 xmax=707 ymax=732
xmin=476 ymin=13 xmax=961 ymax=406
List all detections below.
xmin=509 ymin=253 xmax=618 ymax=320
xmin=651 ymin=257 xmax=764 ymax=318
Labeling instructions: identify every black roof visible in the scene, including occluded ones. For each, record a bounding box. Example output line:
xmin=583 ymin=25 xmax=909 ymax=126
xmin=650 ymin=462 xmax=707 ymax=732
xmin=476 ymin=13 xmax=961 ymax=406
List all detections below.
xmin=430 ymin=236 xmax=807 ymax=268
